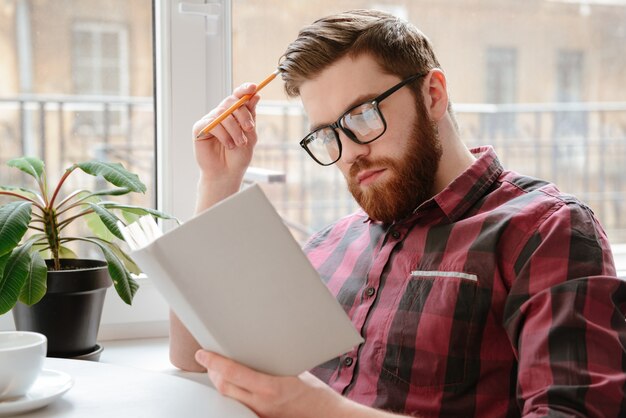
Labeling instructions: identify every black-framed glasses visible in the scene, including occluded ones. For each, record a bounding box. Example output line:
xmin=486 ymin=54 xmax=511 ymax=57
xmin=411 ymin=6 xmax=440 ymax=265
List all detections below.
xmin=299 ymin=72 xmax=427 ymax=166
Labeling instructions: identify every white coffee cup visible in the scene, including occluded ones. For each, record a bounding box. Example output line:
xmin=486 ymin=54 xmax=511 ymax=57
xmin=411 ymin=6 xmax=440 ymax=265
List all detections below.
xmin=0 ymin=331 xmax=47 ymax=400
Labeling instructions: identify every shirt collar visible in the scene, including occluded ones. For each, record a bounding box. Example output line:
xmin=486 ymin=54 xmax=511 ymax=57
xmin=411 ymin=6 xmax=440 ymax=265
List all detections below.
xmin=432 ymin=145 xmax=503 ymax=222
xmin=362 ymin=146 xmax=504 ymax=227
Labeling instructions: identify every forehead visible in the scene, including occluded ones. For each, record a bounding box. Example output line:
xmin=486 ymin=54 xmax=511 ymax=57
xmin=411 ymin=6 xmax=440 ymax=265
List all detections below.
xmin=299 ymin=54 xmax=400 ymax=127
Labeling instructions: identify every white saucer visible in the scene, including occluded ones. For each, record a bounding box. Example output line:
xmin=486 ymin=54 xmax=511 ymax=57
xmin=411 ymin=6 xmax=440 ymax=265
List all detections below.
xmin=0 ymin=369 xmax=73 ymax=416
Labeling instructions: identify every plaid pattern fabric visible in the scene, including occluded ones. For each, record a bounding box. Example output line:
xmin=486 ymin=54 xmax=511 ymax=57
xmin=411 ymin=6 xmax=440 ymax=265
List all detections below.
xmin=305 ymin=146 xmax=626 ymax=417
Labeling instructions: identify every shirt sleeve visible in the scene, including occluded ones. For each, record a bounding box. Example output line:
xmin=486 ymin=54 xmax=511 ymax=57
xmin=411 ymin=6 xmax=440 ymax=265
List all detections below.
xmin=503 ymin=198 xmax=626 ymax=417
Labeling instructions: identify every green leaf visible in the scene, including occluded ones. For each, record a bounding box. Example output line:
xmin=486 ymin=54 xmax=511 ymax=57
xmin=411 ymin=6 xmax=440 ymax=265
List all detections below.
xmin=88 ymin=188 xmax=132 ymax=198
xmin=18 ymin=251 xmax=47 ymax=306
xmin=101 ymin=202 xmax=179 ymax=223
xmin=75 ymin=161 xmax=146 ymax=194
xmin=0 ymin=253 xmax=11 ymax=315
xmin=121 ymin=210 xmax=140 ymax=225
xmin=8 ymin=157 xmax=45 ymax=182
xmin=92 ymin=238 xmax=141 ymax=275
xmin=0 ymin=201 xmax=32 ymax=257
xmin=31 ymin=235 xmax=52 ymax=259
xmin=58 ymin=245 xmax=78 ymax=259
xmin=65 ymin=188 xmax=130 ymax=209
xmin=0 ymin=241 xmax=35 ymax=315
xmin=0 ymin=186 xmax=41 ymax=202
xmin=84 ymin=238 xmax=138 ymax=305
xmin=0 ymin=252 xmax=9 ymax=280
xmin=84 ymin=210 xmax=116 ymax=242
xmin=85 ymin=203 xmax=124 ymax=240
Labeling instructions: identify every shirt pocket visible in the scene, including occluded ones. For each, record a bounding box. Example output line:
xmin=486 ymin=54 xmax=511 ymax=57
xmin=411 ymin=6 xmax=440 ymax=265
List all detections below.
xmin=379 ymin=271 xmax=478 ymax=388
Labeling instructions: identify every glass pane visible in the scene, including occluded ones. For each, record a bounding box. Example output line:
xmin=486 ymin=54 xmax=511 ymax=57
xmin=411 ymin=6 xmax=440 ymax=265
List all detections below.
xmin=0 ymin=0 xmax=154 ymax=258
xmin=232 ymin=1 xmax=626 ymax=246
xmin=102 ymin=32 xmax=120 ymax=60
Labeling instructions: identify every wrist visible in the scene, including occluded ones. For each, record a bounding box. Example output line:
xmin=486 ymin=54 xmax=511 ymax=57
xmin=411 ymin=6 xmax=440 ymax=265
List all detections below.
xmin=317 ymin=387 xmax=363 ymax=418
xmin=195 ymin=175 xmax=243 ymax=213
xmin=197 ymin=172 xmax=243 ymax=190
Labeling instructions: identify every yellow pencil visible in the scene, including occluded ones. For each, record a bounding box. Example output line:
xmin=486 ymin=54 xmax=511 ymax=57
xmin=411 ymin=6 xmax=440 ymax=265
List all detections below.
xmin=195 ymin=69 xmax=280 ymax=141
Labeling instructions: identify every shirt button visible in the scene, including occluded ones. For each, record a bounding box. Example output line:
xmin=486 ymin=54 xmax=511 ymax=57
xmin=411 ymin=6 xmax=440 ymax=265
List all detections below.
xmin=344 ymin=357 xmax=353 ymax=367
xmin=390 ymin=230 xmax=401 ymax=239
xmin=365 ymin=287 xmax=376 ymax=297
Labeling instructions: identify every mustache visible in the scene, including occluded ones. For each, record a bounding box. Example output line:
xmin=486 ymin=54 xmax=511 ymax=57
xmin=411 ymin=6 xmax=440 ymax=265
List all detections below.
xmin=349 ymin=157 xmax=396 ymax=180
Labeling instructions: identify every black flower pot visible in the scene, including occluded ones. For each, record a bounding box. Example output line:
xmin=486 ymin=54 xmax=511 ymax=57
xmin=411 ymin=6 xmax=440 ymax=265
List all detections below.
xmin=13 ymin=259 xmax=112 ymax=358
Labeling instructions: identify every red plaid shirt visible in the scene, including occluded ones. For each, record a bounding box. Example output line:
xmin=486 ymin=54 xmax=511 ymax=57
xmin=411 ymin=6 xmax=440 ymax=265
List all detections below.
xmin=305 ymin=146 xmax=626 ymax=417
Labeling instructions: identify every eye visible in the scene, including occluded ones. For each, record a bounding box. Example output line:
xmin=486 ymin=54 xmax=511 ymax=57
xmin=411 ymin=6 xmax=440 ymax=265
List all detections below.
xmin=343 ymin=103 xmax=383 ymax=135
xmin=314 ymin=128 xmax=336 ymax=145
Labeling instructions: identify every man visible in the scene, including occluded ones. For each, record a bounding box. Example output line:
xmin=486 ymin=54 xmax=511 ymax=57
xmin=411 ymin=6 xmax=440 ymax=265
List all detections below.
xmin=170 ymin=9 xmax=626 ymax=418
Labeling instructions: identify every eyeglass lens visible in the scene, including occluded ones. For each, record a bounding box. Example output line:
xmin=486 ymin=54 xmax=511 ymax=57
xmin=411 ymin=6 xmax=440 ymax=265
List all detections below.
xmin=341 ymin=102 xmax=385 ymax=141
xmin=307 ymin=102 xmax=385 ymax=164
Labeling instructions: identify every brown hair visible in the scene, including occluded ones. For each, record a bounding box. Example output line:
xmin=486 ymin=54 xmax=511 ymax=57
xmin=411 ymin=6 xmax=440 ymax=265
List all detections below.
xmin=278 ymin=9 xmax=442 ymax=98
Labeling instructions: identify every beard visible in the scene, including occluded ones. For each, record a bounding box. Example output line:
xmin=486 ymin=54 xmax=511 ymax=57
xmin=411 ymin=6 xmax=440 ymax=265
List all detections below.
xmin=347 ymin=101 xmax=442 ymax=224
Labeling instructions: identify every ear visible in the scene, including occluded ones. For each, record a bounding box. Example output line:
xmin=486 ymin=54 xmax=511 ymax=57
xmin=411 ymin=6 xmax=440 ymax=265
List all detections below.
xmin=421 ymin=69 xmax=448 ymax=121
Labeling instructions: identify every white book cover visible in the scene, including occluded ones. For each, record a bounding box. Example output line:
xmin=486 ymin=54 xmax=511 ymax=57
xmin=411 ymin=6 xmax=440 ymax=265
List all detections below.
xmin=130 ymin=184 xmax=363 ymax=376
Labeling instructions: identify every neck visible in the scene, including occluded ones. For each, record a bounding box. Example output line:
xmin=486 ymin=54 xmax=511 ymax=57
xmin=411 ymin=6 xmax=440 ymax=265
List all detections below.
xmin=432 ymin=113 xmax=476 ymax=195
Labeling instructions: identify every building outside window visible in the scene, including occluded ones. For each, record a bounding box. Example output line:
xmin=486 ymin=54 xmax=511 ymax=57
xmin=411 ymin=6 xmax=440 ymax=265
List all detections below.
xmin=72 ymin=22 xmax=130 ymax=136
xmin=482 ymin=46 xmax=518 ymax=139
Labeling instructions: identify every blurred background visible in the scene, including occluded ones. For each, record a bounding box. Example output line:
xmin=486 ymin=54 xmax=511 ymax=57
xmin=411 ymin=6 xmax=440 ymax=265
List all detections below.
xmin=1 ymin=0 xmax=625 ymax=250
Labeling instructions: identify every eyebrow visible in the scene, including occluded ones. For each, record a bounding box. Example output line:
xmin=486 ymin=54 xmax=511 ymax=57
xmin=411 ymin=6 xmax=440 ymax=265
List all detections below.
xmin=308 ymin=92 xmax=379 ymax=132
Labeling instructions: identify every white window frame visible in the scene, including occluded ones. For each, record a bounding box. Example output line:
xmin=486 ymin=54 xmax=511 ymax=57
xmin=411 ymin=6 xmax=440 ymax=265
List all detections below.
xmin=0 ymin=0 xmax=233 ymax=337
xmin=99 ymin=0 xmax=233 ymax=339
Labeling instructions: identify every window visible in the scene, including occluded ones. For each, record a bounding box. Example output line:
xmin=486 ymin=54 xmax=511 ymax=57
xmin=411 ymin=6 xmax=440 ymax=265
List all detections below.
xmin=72 ymin=22 xmax=130 ymax=135
xmin=73 ymin=23 xmax=129 ymax=96
xmin=482 ymin=47 xmax=518 ymax=138
xmin=0 ymin=0 xmax=158 ymax=335
xmin=553 ymin=49 xmax=587 ymax=186
xmin=554 ymin=49 xmax=587 ymax=138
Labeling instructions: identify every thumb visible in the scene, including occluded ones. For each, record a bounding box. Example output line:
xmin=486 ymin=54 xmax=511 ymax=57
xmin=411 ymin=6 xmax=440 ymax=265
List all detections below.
xmin=195 ymin=349 xmax=210 ymax=366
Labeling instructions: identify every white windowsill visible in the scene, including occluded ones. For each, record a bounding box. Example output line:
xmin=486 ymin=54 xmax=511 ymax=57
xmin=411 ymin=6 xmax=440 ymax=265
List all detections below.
xmin=98 ymin=336 xmax=211 ymax=386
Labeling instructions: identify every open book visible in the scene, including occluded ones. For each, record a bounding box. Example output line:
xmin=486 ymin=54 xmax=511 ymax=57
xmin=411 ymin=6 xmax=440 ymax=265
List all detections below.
xmin=127 ymin=184 xmax=363 ymax=376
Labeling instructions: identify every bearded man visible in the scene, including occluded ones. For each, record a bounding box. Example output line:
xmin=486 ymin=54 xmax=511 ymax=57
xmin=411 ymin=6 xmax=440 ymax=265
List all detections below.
xmin=171 ymin=9 xmax=626 ymax=418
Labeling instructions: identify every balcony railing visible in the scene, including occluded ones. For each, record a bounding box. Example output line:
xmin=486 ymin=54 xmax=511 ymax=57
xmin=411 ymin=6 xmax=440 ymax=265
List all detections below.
xmin=252 ymin=100 xmax=626 ymax=243
xmin=1 ymin=94 xmax=625 ymax=244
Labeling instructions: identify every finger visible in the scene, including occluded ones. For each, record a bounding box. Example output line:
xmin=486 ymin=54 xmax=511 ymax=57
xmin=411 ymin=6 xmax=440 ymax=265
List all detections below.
xmin=245 ymin=94 xmax=261 ymax=120
xmin=219 ymin=113 xmax=249 ymax=147
xmin=192 ymin=116 xmax=215 ymax=140
xmin=232 ymin=82 xmax=258 ymax=99
xmin=194 ymin=102 xmax=246 ymax=147
xmin=231 ymin=104 xmax=255 ymax=134
xmin=193 ymin=115 xmax=237 ymax=148
xmin=207 ymin=370 xmax=254 ymax=402
xmin=207 ymin=123 xmax=238 ymax=149
xmin=196 ymin=351 xmax=272 ymax=392
xmin=195 ymin=83 xmax=258 ymax=142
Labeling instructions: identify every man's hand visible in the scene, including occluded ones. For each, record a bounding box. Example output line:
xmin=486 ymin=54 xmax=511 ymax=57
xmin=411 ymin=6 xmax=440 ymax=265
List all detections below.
xmin=195 ymin=350 xmax=349 ymax=418
xmin=192 ymin=83 xmax=261 ymax=182
xmin=191 ymin=83 xmax=262 ymax=212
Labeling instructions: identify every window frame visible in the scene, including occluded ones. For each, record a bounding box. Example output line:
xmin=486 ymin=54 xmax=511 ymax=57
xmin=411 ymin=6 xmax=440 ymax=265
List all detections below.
xmin=100 ymin=0 xmax=234 ymax=338
xmin=0 ymin=0 xmax=234 ymax=336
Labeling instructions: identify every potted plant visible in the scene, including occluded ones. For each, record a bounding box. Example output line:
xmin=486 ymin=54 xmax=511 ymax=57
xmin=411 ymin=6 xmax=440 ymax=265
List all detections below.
xmin=0 ymin=156 xmax=175 ymax=358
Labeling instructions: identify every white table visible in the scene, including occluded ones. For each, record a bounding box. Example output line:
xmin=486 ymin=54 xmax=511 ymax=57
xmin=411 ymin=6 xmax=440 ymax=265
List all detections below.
xmin=18 ymin=357 xmax=257 ymax=417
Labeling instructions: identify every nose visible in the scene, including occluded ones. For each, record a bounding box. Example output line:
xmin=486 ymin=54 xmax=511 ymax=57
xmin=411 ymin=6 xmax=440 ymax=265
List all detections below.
xmin=338 ymin=131 xmax=370 ymax=165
